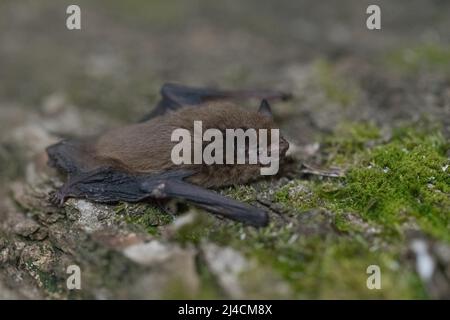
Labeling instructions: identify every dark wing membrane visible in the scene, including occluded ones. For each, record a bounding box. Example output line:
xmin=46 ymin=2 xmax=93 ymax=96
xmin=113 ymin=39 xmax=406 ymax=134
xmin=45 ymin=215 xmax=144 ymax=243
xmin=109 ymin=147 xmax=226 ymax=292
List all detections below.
xmin=46 ymin=139 xmax=92 ymax=175
xmin=140 ymin=173 xmax=269 ymax=227
xmin=51 ymin=164 xmax=268 ymax=227
xmin=140 ymin=83 xmax=292 ymax=121
xmin=52 ymin=169 xmax=193 ymax=204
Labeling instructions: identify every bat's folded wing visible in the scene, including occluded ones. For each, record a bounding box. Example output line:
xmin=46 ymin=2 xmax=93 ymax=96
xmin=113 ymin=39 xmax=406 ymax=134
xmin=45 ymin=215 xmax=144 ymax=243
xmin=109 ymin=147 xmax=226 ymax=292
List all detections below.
xmin=141 ymin=83 xmax=292 ymax=121
xmin=141 ymin=174 xmax=269 ymax=227
xmin=51 ymin=168 xmax=268 ymax=227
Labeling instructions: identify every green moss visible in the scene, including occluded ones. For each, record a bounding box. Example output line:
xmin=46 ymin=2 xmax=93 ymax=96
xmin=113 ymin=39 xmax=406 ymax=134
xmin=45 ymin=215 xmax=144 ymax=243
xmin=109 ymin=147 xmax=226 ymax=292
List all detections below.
xmin=325 ymin=126 xmax=449 ymax=241
xmin=222 ymin=185 xmax=257 ymax=202
xmin=181 ymin=217 xmax=426 ymax=298
xmin=115 ymin=203 xmax=173 ymax=235
xmin=386 ymin=44 xmax=450 ymax=73
xmin=322 ymin=122 xmax=381 ymax=165
xmin=172 ymin=213 xmax=215 ymax=245
xmin=115 ymin=122 xmax=446 ymax=298
xmin=196 ymin=122 xmax=444 ymax=298
xmin=25 ymin=262 xmax=61 ymax=295
xmin=36 ymin=269 xmax=60 ymax=294
xmin=314 ymin=59 xmax=359 ymax=107
xmin=275 ymin=123 xmax=449 ymax=241
xmin=273 ymin=180 xmax=321 ymax=211
xmin=252 ymin=236 xmax=426 ymax=299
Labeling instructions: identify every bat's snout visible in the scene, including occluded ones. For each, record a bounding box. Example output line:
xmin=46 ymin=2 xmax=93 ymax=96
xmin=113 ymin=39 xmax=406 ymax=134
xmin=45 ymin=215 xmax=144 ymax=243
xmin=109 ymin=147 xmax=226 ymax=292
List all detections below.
xmin=280 ymin=137 xmax=290 ymax=157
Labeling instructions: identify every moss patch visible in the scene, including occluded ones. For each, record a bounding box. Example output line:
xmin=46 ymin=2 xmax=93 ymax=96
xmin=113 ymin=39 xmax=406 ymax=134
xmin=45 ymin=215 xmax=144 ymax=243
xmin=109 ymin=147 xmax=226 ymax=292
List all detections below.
xmin=110 ymin=122 xmax=446 ymax=298
xmin=167 ymin=122 xmax=446 ymax=298
xmin=326 ymin=125 xmax=448 ymax=240
xmin=23 ymin=260 xmax=63 ymax=297
xmin=176 ymin=217 xmax=426 ymax=298
xmin=277 ymin=123 xmax=449 ymax=240
xmin=115 ymin=202 xmax=173 ymax=235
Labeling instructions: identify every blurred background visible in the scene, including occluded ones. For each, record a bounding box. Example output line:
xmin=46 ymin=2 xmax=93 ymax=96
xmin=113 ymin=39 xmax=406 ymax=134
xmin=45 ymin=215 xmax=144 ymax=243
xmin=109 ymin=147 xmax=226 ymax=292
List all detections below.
xmin=1 ymin=0 xmax=449 ymax=145
xmin=0 ymin=0 xmax=449 ymax=299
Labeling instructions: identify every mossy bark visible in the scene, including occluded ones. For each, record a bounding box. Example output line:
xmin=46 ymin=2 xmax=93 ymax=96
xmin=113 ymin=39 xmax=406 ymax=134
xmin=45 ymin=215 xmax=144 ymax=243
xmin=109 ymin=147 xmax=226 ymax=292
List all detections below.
xmin=1 ymin=0 xmax=449 ymax=299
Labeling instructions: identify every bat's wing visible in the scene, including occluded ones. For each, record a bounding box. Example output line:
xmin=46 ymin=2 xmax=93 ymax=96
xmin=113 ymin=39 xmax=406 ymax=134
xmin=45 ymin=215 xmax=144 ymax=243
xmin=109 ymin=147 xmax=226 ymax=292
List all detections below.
xmin=140 ymin=83 xmax=292 ymax=121
xmin=51 ymin=168 xmax=268 ymax=227
xmin=46 ymin=139 xmax=94 ymax=176
xmin=46 ymin=138 xmax=118 ymax=177
xmin=140 ymin=174 xmax=269 ymax=227
xmin=50 ymin=168 xmax=169 ymax=204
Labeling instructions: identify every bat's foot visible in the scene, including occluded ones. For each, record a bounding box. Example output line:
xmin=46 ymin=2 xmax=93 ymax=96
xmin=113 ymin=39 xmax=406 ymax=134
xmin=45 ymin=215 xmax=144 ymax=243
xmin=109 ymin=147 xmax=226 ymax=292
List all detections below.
xmin=48 ymin=189 xmax=67 ymax=207
xmin=152 ymin=199 xmax=178 ymax=218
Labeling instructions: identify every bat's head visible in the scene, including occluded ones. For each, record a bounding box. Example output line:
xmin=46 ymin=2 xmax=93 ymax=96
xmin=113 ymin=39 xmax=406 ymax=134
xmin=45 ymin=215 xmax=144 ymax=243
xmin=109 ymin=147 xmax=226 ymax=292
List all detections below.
xmin=256 ymin=99 xmax=290 ymax=158
xmin=93 ymin=97 xmax=290 ymax=184
xmin=175 ymin=99 xmax=290 ymax=187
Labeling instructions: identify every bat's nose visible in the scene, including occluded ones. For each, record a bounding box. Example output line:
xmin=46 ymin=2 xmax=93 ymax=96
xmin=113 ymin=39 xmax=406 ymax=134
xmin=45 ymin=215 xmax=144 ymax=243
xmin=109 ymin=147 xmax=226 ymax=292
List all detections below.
xmin=280 ymin=137 xmax=290 ymax=156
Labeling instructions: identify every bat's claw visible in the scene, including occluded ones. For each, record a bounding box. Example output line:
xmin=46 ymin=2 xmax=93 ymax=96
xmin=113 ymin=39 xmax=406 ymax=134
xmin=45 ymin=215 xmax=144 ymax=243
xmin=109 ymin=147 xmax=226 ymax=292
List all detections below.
xmin=49 ymin=189 xmax=67 ymax=207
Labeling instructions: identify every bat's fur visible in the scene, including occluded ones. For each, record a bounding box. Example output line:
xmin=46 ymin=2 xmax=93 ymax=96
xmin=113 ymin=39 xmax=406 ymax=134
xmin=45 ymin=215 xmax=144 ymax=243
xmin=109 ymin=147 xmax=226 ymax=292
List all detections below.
xmin=94 ymin=102 xmax=288 ymax=188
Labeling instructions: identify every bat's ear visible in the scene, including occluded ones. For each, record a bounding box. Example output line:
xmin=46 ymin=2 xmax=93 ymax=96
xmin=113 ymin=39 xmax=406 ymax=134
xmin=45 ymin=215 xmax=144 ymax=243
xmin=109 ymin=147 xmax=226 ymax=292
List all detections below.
xmin=258 ymin=99 xmax=273 ymax=118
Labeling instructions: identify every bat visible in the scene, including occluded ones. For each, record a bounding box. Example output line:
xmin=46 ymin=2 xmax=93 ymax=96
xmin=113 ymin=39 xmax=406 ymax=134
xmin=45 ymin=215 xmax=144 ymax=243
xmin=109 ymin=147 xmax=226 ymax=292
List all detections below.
xmin=46 ymin=83 xmax=292 ymax=227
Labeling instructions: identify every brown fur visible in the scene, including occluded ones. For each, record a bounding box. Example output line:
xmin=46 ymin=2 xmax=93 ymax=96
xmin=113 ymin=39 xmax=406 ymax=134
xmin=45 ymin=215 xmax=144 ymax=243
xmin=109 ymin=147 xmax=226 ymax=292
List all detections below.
xmin=93 ymin=102 xmax=288 ymax=188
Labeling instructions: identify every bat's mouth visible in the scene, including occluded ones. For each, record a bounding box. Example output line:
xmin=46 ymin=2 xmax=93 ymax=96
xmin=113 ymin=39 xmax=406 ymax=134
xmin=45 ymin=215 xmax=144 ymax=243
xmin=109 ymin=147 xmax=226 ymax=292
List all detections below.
xmin=279 ymin=137 xmax=290 ymax=157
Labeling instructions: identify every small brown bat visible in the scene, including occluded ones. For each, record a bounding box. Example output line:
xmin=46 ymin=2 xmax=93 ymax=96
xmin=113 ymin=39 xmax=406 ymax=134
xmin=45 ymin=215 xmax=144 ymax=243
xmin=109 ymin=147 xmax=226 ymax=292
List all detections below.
xmin=46 ymin=83 xmax=291 ymax=227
